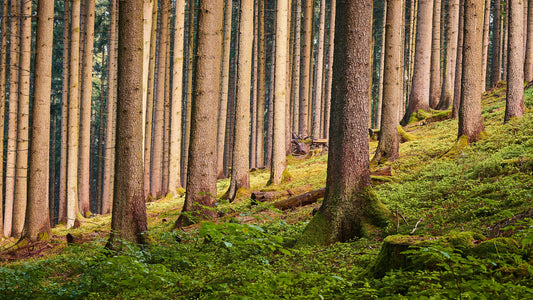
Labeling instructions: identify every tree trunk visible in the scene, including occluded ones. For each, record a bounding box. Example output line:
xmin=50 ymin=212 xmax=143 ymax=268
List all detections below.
xmin=491 ymin=0 xmax=502 ymax=86
xmin=438 ymin=0 xmax=459 ymax=110
xmin=505 ymin=0 xmax=526 ymax=122
xmin=107 ymin=0 xmax=148 ymax=247
xmin=299 ymin=0 xmax=389 ymax=246
xmin=376 ymin=4 xmax=387 ymax=130
xmin=183 ymin=0 xmax=196 ymax=186
xmin=227 ymin=0 xmax=254 ymax=201
xmin=78 ymin=0 xmax=95 ymax=217
xmin=21 ymin=0 xmax=54 ymax=242
xmin=458 ymin=0 xmax=485 ymax=143
xmin=250 ymin=0 xmax=259 ymax=169
xmin=525 ymin=0 xmax=533 ymax=81
xmin=175 ymin=0 xmax=224 ymax=228
xmin=12 ymin=0 xmax=32 ymax=237
xmin=323 ymin=0 xmax=335 ymax=140
xmin=291 ymin=0 xmax=301 ymax=135
xmin=102 ymin=0 xmax=118 ymax=215
xmin=161 ymin=38 xmax=171 ymax=195
xmin=312 ymin=0 xmax=326 ymax=138
xmin=481 ymin=0 xmax=491 ymax=91
xmin=273 ymin=188 xmax=326 ymax=210
xmin=299 ymin=0 xmax=313 ymax=137
xmin=429 ymin=0 xmax=441 ymax=109
xmin=452 ymin=0 xmax=465 ymax=118
xmin=143 ymin=0 xmax=155 ymax=145
xmin=401 ymin=0 xmax=434 ymax=125
xmin=150 ymin=0 xmax=170 ymax=199
xmin=169 ymin=0 xmax=186 ymax=194
xmin=0 ymin=0 xmax=8 ymax=237
xmin=372 ymin=0 xmax=404 ymax=165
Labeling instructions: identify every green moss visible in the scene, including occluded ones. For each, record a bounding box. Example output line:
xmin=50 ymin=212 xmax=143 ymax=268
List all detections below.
xmin=442 ymin=135 xmax=469 ymax=158
xmin=175 ymin=188 xmax=186 ymax=196
xmin=445 ymin=231 xmax=479 ymax=252
xmin=295 ymin=211 xmax=330 ymax=247
xmin=281 ymin=169 xmax=292 ymax=183
xmin=472 ymin=237 xmax=521 ymax=258
xmin=398 ymin=125 xmax=415 ymax=142
xmin=361 ymin=187 xmax=392 ymax=228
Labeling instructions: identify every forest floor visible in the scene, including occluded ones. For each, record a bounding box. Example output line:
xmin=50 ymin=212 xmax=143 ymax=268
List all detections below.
xmin=1 ymin=83 xmax=533 ymax=299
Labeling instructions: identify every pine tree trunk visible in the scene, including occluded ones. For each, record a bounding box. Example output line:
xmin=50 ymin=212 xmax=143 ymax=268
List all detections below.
xmin=256 ymin=0 xmax=266 ymax=168
xmin=78 ymin=0 xmax=95 ymax=217
xmin=438 ymin=0 xmax=459 ymax=110
xmin=525 ymin=0 xmax=533 ymax=81
xmin=161 ymin=40 xmax=171 ymax=195
xmin=227 ymin=0 xmax=254 ymax=200
xmin=169 ymin=0 xmax=185 ymax=193
xmin=102 ymin=0 xmax=118 ymax=215
xmin=143 ymin=0 xmax=155 ymax=144
xmin=13 ymin=0 xmax=32 ymax=237
xmin=452 ymin=0 xmax=465 ymax=119
xmin=22 ymin=0 xmax=54 ymax=242
xmin=312 ymin=0 xmax=326 ymax=138
xmin=458 ymin=0 xmax=485 ymax=143
xmin=299 ymin=0 xmax=313 ymax=137
xmin=376 ymin=4 xmax=387 ymax=129
xmin=491 ymin=0 xmax=502 ymax=86
xmin=0 ymin=0 xmax=8 ymax=237
xmin=217 ymin=0 xmax=233 ymax=179
xmin=429 ymin=0 xmax=441 ymax=109
xmin=323 ymin=0 xmax=335 ymax=140
xmin=300 ymin=0 xmax=389 ymax=246
xmin=505 ymin=0 xmax=526 ymax=122
xmin=291 ymin=0 xmax=301 ymax=135
xmin=481 ymin=0 xmax=491 ymax=91
xmin=183 ymin=0 xmax=196 ymax=186
xmin=107 ymin=0 xmax=148 ymax=246
xmin=250 ymin=0 xmax=259 ymax=169
xmin=401 ymin=0 xmax=434 ymax=125
xmin=372 ymin=0 xmax=403 ymax=165
xmin=175 ymin=0 xmax=224 ymax=228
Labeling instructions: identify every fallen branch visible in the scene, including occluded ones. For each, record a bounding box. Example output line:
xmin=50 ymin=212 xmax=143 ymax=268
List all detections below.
xmin=251 ymin=190 xmax=295 ymax=203
xmin=273 ymin=187 xmax=326 ymax=210
xmin=409 ymin=218 xmax=424 ymax=235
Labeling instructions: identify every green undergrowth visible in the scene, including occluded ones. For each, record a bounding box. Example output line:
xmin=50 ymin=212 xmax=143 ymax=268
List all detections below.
xmin=1 ymin=85 xmax=533 ymax=298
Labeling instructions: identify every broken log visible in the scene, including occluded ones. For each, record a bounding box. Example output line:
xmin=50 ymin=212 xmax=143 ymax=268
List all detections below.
xmin=251 ymin=190 xmax=294 ymax=202
xmin=273 ymin=187 xmax=326 ymax=210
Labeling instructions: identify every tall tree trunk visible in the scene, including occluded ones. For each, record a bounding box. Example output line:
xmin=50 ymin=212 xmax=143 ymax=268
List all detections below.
xmin=291 ymin=0 xmax=301 ymax=135
xmin=429 ymin=0 xmax=441 ymax=109
xmin=107 ymin=0 xmax=148 ymax=247
xmin=458 ymin=0 xmax=485 ymax=143
xmin=12 ymin=0 xmax=32 ymax=237
xmin=323 ymin=0 xmax=335 ymax=140
xmin=300 ymin=0 xmax=389 ymax=246
xmin=269 ymin=0 xmax=288 ymax=185
xmin=491 ymin=0 xmax=502 ymax=86
xmin=0 ymin=0 xmax=8 ymax=237
xmin=256 ymin=0 xmax=266 ymax=168
xmin=143 ymin=0 xmax=158 ymax=198
xmin=183 ymin=0 xmax=196 ymax=186
xmin=525 ymin=0 xmax=533 ymax=81
xmin=505 ymin=0 xmax=526 ymax=122
xmin=150 ymin=0 xmax=170 ymax=199
xmin=227 ymin=0 xmax=254 ymax=201
xmin=169 ymin=0 xmax=185 ymax=193
xmin=299 ymin=0 xmax=313 ymax=137
xmin=438 ymin=0 xmax=460 ymax=110
xmin=312 ymin=0 xmax=326 ymax=138
xmin=161 ymin=38 xmax=171 ymax=195
xmin=102 ymin=0 xmax=118 ymax=215
xmin=175 ymin=0 xmax=224 ymax=228
xmin=143 ymin=0 xmax=155 ymax=145
xmin=481 ymin=0 xmax=491 ymax=91
xmin=250 ymin=0 xmax=259 ymax=169
xmin=452 ymin=0 xmax=465 ymax=118
xmin=217 ymin=0 xmax=233 ymax=179
xmin=401 ymin=0 xmax=434 ymax=125
xmin=376 ymin=3 xmax=387 ymax=129
xmin=502 ymin=4 xmax=509 ymax=80
xmin=78 ymin=0 xmax=96 ymax=217
xmin=21 ymin=0 xmax=55 ymax=242
xmin=59 ymin=0 xmax=70 ymax=223
xmin=372 ymin=0 xmax=404 ymax=165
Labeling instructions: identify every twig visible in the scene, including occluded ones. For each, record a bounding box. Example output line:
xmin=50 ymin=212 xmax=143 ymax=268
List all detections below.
xmin=409 ymin=218 xmax=424 ymax=235
xmin=398 ymin=211 xmax=409 ymax=226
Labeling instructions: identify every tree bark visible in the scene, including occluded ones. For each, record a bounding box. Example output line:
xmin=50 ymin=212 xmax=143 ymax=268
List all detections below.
xmin=299 ymin=0 xmax=313 ymax=137
xmin=183 ymin=0 xmax=196 ymax=186
xmin=107 ymin=0 xmax=148 ymax=246
xmin=481 ymin=0 xmax=491 ymax=92
xmin=323 ymin=0 xmax=336 ymax=140
xmin=458 ymin=0 xmax=485 ymax=143
xmin=175 ymin=0 xmax=224 ymax=228
xmin=299 ymin=0 xmax=389 ymax=246
xmin=438 ymin=0 xmax=459 ymax=110
xmin=452 ymin=0 xmax=465 ymax=119
xmin=273 ymin=188 xmax=326 ymax=210
xmin=22 ymin=0 xmax=54 ymax=242
xmin=491 ymin=0 xmax=502 ymax=86
xmin=0 ymin=0 xmax=8 ymax=237
xmin=401 ymin=0 xmax=434 ymax=125
xmin=143 ymin=0 xmax=155 ymax=145
xmin=312 ymin=0 xmax=326 ymax=138
xmin=227 ymin=0 xmax=254 ymax=201
xmin=429 ymin=0 xmax=441 ymax=109
xmin=525 ymin=0 xmax=533 ymax=81
xmin=505 ymin=0 xmax=526 ymax=122
xmin=372 ymin=0 xmax=403 ymax=165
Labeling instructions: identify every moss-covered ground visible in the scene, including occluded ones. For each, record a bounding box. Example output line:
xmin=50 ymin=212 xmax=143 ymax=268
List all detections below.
xmin=1 ymin=84 xmax=533 ymax=298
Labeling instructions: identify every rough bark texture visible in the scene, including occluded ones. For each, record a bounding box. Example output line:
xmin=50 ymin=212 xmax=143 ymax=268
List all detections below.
xmin=505 ymin=0 xmax=526 ymax=122
xmin=107 ymin=0 xmax=148 ymax=246
xmin=291 ymin=0 xmax=301 ymax=135
xmin=269 ymin=0 xmax=288 ymax=185
xmin=401 ymin=0 xmax=434 ymax=125
xmin=150 ymin=0 xmax=170 ymax=199
xmin=299 ymin=0 xmax=313 ymax=137
xmin=78 ymin=0 xmax=95 ymax=217
xmin=143 ymin=0 xmax=155 ymax=142
xmin=526 ymin=0 xmax=533 ymax=81
xmin=175 ymin=0 xmax=224 ymax=228
xmin=452 ymin=0 xmax=465 ymax=119
xmin=256 ymin=0 xmax=266 ymax=168
xmin=299 ymin=0 xmax=390 ymax=246
xmin=217 ymin=0 xmax=233 ymax=179
xmin=438 ymin=0 xmax=460 ymax=110
xmin=0 ymin=0 xmax=8 ymax=237
xmin=323 ymin=0 xmax=336 ymax=140
xmin=67 ymin=0 xmax=82 ymax=229
xmin=169 ymin=0 xmax=185 ymax=193
xmin=372 ymin=0 xmax=403 ymax=165
xmin=312 ymin=0 xmax=326 ymax=138
xmin=458 ymin=0 xmax=485 ymax=143
xmin=227 ymin=0 xmax=254 ymax=201
xmin=183 ymin=0 xmax=196 ymax=186
xmin=13 ymin=0 xmax=33 ymax=237
xmin=481 ymin=0 xmax=491 ymax=91
xmin=102 ymin=0 xmax=118 ymax=215
xmin=491 ymin=0 xmax=502 ymax=86
xmin=273 ymin=188 xmax=326 ymax=210
xmin=22 ymin=0 xmax=54 ymax=242
xmin=429 ymin=0 xmax=441 ymax=109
